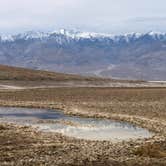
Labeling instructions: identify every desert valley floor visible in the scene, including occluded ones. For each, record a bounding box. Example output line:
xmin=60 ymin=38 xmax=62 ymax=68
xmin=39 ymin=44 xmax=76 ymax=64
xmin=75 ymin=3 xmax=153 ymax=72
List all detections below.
xmin=0 ymin=65 xmax=166 ymax=166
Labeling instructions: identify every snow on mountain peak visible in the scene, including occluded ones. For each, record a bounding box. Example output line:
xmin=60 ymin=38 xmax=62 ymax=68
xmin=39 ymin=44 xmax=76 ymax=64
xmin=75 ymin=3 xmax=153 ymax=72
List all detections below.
xmin=14 ymin=31 xmax=49 ymax=40
xmin=1 ymin=29 xmax=166 ymax=42
xmin=0 ymin=34 xmax=14 ymax=42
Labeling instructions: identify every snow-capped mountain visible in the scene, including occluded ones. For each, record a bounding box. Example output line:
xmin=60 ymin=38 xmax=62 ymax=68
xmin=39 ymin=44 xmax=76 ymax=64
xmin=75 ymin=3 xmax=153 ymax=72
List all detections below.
xmin=0 ymin=31 xmax=49 ymax=42
xmin=1 ymin=29 xmax=166 ymax=42
xmin=0 ymin=29 xmax=166 ymax=80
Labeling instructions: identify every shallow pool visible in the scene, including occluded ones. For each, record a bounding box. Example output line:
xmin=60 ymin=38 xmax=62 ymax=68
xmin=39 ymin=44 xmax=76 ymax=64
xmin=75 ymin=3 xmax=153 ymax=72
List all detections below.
xmin=0 ymin=107 xmax=153 ymax=141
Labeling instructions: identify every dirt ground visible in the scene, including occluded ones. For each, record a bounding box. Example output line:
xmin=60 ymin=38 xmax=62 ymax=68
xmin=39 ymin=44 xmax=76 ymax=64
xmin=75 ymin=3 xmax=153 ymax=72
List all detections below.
xmin=0 ymin=87 xmax=166 ymax=165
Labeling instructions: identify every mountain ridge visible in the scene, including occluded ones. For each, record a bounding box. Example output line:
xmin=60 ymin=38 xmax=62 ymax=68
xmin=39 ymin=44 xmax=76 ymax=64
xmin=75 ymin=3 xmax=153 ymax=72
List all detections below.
xmin=1 ymin=29 xmax=166 ymax=42
xmin=0 ymin=29 xmax=166 ymax=81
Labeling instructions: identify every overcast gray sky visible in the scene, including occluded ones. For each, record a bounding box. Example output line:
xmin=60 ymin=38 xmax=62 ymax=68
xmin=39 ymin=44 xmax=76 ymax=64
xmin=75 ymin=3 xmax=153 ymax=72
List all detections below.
xmin=0 ymin=0 xmax=166 ymax=34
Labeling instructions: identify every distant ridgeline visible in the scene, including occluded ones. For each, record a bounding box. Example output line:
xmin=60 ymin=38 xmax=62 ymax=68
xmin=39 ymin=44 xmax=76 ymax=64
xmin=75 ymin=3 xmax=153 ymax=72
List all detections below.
xmin=0 ymin=30 xmax=166 ymax=80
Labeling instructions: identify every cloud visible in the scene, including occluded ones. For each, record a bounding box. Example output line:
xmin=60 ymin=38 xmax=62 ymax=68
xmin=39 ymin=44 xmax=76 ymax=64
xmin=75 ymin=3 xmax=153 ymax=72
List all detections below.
xmin=130 ymin=17 xmax=166 ymax=23
xmin=0 ymin=0 xmax=166 ymax=34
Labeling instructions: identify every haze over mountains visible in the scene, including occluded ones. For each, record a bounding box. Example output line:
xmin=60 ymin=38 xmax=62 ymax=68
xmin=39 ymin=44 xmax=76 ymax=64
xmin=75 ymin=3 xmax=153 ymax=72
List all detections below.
xmin=0 ymin=29 xmax=166 ymax=81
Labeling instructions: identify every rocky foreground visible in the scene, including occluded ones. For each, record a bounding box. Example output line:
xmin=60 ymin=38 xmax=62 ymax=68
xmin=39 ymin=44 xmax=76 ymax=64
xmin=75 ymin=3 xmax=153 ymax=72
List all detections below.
xmin=0 ymin=87 xmax=166 ymax=165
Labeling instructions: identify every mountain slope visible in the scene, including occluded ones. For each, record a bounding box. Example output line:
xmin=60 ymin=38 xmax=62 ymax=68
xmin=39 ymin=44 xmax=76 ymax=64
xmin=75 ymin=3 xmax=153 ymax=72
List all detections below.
xmin=0 ymin=64 xmax=98 ymax=81
xmin=0 ymin=30 xmax=166 ymax=80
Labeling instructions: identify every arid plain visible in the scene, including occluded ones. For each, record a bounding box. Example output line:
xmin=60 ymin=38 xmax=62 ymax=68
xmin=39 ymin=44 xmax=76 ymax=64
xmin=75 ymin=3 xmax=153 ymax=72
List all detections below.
xmin=0 ymin=65 xmax=166 ymax=166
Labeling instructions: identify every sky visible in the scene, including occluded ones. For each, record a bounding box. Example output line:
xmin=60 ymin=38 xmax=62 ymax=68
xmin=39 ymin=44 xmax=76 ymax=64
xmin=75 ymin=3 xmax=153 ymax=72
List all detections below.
xmin=0 ymin=0 xmax=166 ymax=34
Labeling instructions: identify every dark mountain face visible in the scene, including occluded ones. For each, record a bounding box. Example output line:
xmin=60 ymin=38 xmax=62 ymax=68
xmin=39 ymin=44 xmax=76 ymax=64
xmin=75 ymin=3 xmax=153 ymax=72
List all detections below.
xmin=0 ymin=30 xmax=166 ymax=80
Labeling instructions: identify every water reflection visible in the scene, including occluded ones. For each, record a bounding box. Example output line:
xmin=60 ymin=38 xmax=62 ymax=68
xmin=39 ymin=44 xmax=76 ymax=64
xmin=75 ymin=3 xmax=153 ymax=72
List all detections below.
xmin=0 ymin=107 xmax=153 ymax=141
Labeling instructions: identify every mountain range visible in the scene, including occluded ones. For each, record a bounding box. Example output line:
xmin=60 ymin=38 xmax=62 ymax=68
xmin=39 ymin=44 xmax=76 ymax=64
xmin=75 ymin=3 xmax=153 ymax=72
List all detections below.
xmin=0 ymin=29 xmax=166 ymax=80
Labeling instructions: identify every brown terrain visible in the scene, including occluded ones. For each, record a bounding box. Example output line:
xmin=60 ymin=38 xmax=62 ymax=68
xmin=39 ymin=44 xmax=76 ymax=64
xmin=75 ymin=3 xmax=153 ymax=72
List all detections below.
xmin=0 ymin=65 xmax=166 ymax=166
xmin=0 ymin=64 xmax=146 ymax=88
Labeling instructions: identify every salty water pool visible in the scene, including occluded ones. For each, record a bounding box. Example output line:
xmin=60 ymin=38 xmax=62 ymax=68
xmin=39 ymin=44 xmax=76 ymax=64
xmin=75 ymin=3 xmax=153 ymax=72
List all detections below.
xmin=0 ymin=107 xmax=153 ymax=141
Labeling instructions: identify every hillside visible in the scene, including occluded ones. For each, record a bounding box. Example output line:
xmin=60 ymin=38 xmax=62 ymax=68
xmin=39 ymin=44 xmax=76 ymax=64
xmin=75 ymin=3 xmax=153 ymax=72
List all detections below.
xmin=0 ymin=64 xmax=151 ymax=89
xmin=0 ymin=64 xmax=97 ymax=81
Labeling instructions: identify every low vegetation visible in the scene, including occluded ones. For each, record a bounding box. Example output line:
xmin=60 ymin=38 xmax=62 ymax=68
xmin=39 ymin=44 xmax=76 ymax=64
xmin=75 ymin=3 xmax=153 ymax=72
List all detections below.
xmin=0 ymin=65 xmax=165 ymax=165
xmin=0 ymin=65 xmax=146 ymax=88
xmin=134 ymin=142 xmax=166 ymax=158
xmin=0 ymin=87 xmax=166 ymax=165
xmin=0 ymin=64 xmax=95 ymax=81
